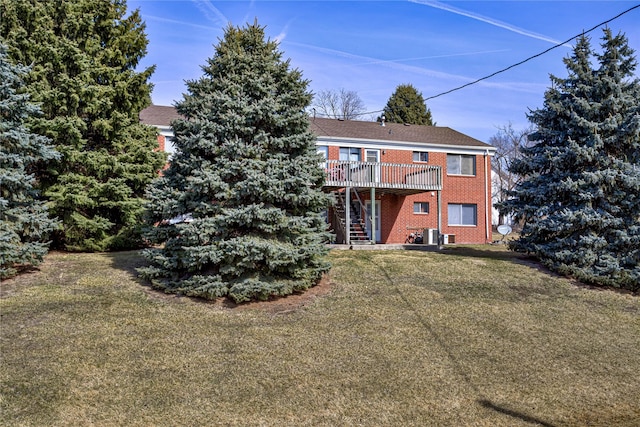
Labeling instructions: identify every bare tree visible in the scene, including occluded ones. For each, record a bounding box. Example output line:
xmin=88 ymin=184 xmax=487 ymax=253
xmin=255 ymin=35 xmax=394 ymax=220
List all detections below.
xmin=312 ymin=88 xmax=366 ymax=120
xmin=490 ymin=122 xmax=535 ymax=226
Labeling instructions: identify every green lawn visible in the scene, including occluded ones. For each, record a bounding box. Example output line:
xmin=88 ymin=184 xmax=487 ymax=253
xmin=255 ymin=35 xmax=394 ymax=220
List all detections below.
xmin=1 ymin=247 xmax=639 ymax=426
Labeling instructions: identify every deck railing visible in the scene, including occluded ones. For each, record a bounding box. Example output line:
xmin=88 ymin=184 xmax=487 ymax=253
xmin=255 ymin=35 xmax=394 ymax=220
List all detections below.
xmin=324 ymin=160 xmax=442 ymax=191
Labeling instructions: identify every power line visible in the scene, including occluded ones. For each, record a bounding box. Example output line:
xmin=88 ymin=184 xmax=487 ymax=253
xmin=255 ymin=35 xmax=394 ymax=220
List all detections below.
xmin=422 ymin=3 xmax=640 ymax=102
xmin=336 ymin=3 xmax=640 ymax=118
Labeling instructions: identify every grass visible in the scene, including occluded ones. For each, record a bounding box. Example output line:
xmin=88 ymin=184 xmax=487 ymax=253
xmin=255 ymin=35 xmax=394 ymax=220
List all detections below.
xmin=1 ymin=247 xmax=639 ymax=426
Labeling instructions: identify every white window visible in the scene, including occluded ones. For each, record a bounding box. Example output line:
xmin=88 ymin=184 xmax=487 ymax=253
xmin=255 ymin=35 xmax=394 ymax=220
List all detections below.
xmin=317 ymin=146 xmax=329 ymax=168
xmin=165 ymin=136 xmax=176 ymax=160
xmin=413 ymin=202 xmax=430 ymax=214
xmin=339 ymin=147 xmax=361 ymax=161
xmin=447 ymin=154 xmax=475 ymax=175
xmin=365 ymin=149 xmax=380 ymax=163
xmin=448 ymin=204 xmax=477 ymax=226
xmin=413 ymin=151 xmax=429 ymax=162
xmin=317 ymin=146 xmax=328 ymax=159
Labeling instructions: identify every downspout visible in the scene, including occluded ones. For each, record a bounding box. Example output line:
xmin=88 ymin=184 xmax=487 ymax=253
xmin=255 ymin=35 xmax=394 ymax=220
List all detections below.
xmin=484 ymin=150 xmax=490 ymax=243
xmin=370 ymin=187 xmax=376 ymax=244
xmin=437 ymin=189 xmax=442 ymax=249
xmin=345 ymin=187 xmax=351 ymax=245
xmin=437 ymin=165 xmax=442 ymax=249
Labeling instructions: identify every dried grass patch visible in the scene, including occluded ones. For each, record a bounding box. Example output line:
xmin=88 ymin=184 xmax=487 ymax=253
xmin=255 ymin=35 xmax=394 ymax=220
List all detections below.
xmin=1 ymin=249 xmax=638 ymax=426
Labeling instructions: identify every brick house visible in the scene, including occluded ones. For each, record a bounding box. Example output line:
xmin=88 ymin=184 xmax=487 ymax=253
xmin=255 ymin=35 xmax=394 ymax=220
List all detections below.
xmin=140 ymin=105 xmax=496 ymax=245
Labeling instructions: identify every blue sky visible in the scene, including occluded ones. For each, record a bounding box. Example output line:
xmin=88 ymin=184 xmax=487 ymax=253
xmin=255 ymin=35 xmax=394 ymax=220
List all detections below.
xmin=128 ymin=0 xmax=640 ymax=142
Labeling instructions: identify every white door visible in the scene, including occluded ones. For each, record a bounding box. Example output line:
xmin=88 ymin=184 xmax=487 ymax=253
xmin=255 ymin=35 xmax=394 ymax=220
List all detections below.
xmin=365 ymin=200 xmax=382 ymax=242
xmin=340 ymin=147 xmax=361 ymax=181
xmin=365 ymin=149 xmax=381 ymax=183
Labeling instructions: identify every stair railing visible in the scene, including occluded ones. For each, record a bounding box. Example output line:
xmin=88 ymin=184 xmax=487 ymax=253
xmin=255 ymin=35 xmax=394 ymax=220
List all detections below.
xmin=349 ymin=188 xmax=370 ymax=240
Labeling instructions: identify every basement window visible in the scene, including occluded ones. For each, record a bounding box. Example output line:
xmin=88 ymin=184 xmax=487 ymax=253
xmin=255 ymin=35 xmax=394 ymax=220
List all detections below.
xmin=448 ymin=204 xmax=477 ymax=226
xmin=413 ymin=202 xmax=430 ymax=214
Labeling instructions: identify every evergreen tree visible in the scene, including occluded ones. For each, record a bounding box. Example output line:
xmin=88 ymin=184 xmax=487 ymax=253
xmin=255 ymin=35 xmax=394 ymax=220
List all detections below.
xmin=0 ymin=0 xmax=166 ymax=251
xmin=380 ymin=84 xmax=434 ymax=125
xmin=499 ymin=29 xmax=640 ymax=290
xmin=0 ymin=44 xmax=59 ymax=279
xmin=139 ymin=22 xmax=331 ymax=303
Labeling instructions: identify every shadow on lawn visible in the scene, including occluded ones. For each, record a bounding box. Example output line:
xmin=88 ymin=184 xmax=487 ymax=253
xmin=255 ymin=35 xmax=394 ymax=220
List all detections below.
xmin=104 ymin=250 xmax=148 ymax=280
xmin=440 ymin=246 xmax=640 ymax=295
xmin=373 ymin=257 xmax=558 ymax=427
xmin=478 ymin=399 xmax=557 ymax=427
xmin=438 ymin=246 xmax=549 ymax=271
xmin=438 ymin=245 xmax=527 ymax=261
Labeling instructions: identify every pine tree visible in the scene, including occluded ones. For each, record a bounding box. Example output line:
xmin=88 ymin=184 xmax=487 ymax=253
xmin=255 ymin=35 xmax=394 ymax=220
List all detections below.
xmin=139 ymin=22 xmax=331 ymax=303
xmin=0 ymin=44 xmax=59 ymax=279
xmin=0 ymin=0 xmax=166 ymax=251
xmin=380 ymin=84 xmax=434 ymax=125
xmin=500 ymin=30 xmax=640 ymax=290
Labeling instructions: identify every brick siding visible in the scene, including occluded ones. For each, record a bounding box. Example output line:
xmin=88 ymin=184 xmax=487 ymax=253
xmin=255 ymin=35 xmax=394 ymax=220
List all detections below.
xmin=329 ymin=148 xmax=492 ymax=244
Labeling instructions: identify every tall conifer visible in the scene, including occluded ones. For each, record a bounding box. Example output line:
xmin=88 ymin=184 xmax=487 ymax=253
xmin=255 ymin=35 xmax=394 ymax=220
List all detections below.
xmin=500 ymin=30 xmax=640 ymax=290
xmin=0 ymin=44 xmax=59 ymax=278
xmin=0 ymin=0 xmax=165 ymax=251
xmin=381 ymin=84 xmax=434 ymax=125
xmin=139 ymin=22 xmax=331 ymax=303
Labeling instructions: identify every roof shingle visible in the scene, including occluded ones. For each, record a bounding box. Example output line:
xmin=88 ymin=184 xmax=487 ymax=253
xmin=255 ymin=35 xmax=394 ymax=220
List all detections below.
xmin=139 ymin=105 xmax=181 ymax=127
xmin=140 ymin=105 xmax=491 ymax=148
xmin=308 ymin=117 xmax=490 ymax=147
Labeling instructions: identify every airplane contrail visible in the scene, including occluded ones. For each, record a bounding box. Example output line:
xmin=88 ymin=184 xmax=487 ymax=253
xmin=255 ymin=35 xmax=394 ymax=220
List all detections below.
xmin=410 ymin=0 xmax=572 ymax=47
xmin=192 ymin=0 xmax=229 ymax=27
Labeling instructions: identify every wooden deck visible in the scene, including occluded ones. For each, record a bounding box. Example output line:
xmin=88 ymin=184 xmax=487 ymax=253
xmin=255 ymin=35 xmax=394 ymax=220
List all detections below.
xmin=323 ymin=160 xmax=442 ymax=195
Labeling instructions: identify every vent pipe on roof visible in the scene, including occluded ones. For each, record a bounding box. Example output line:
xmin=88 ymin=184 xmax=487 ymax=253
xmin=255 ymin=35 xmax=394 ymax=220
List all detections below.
xmin=380 ymin=114 xmax=386 ymax=127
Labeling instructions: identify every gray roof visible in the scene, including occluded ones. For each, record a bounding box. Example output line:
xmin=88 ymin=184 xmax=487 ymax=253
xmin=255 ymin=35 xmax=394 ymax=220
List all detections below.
xmin=309 ymin=117 xmax=490 ymax=147
xmin=140 ymin=105 xmax=491 ymax=148
xmin=139 ymin=105 xmax=181 ymax=127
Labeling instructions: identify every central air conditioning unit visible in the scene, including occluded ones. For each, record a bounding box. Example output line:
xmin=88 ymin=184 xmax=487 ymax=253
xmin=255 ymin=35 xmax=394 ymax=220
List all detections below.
xmin=426 ymin=228 xmax=439 ymax=245
xmin=443 ymin=234 xmax=456 ymax=244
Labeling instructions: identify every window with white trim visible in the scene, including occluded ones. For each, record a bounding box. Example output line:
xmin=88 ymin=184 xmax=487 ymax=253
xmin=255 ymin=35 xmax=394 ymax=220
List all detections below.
xmin=448 ymin=204 xmax=477 ymax=226
xmin=447 ymin=154 xmax=476 ymax=175
xmin=165 ymin=136 xmax=176 ymax=160
xmin=413 ymin=202 xmax=430 ymax=214
xmin=317 ymin=146 xmax=329 ymax=168
xmin=317 ymin=146 xmax=328 ymax=159
xmin=339 ymin=147 xmax=361 ymax=161
xmin=412 ymin=151 xmax=429 ymax=162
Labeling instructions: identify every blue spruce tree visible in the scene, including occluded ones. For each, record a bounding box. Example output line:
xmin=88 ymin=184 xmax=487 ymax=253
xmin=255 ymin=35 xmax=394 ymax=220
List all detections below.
xmin=139 ymin=23 xmax=331 ymax=302
xmin=0 ymin=44 xmax=59 ymax=279
xmin=499 ymin=30 xmax=640 ymax=290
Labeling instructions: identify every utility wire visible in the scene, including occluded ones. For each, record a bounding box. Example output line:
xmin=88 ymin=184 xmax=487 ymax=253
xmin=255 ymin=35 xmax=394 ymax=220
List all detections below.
xmin=422 ymin=3 xmax=640 ymax=102
xmin=320 ymin=3 xmax=640 ymax=118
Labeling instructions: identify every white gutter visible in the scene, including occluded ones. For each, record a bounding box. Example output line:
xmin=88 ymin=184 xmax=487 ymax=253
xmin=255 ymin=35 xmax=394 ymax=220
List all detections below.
xmin=484 ymin=149 xmax=490 ymax=242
